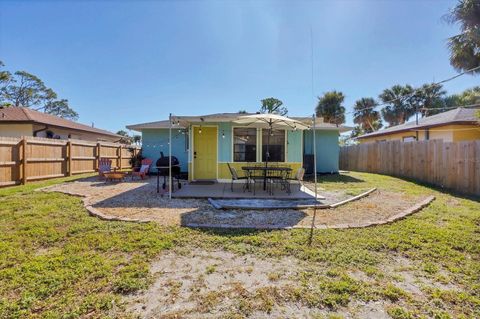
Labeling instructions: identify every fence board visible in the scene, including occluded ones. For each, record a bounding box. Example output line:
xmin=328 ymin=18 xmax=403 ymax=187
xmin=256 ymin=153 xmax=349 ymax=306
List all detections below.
xmin=340 ymin=140 xmax=479 ymax=196
xmin=0 ymin=137 xmax=140 ymax=187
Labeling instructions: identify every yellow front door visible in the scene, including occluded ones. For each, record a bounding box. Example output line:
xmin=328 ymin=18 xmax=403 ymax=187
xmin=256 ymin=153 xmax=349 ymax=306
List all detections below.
xmin=193 ymin=126 xmax=217 ymax=180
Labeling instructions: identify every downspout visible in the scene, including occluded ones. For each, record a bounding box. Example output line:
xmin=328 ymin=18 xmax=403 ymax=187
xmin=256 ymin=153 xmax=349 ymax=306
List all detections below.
xmin=33 ymin=125 xmax=49 ymax=137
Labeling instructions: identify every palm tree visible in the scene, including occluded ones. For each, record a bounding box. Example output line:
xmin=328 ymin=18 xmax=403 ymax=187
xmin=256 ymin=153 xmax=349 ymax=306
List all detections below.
xmin=414 ymin=83 xmax=447 ymax=117
xmin=133 ymin=135 xmax=142 ymax=145
xmin=350 ymin=125 xmax=365 ymax=139
xmin=444 ymin=86 xmax=480 ymax=107
xmin=444 ymin=0 xmax=480 ymax=74
xmin=353 ymin=97 xmax=382 ymax=132
xmin=379 ymin=85 xmax=416 ymax=126
xmin=116 ymin=130 xmax=133 ymax=144
xmin=457 ymin=86 xmax=480 ymax=104
xmin=315 ymin=91 xmax=346 ymax=125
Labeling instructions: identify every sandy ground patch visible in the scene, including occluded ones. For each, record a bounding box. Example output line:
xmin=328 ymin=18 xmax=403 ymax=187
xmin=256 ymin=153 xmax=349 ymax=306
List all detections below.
xmin=125 ymin=249 xmax=396 ymax=319
xmin=44 ymin=177 xmax=424 ymax=229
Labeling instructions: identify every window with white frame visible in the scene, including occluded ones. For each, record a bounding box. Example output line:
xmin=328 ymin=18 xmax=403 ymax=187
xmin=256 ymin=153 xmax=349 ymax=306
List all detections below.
xmin=262 ymin=129 xmax=285 ymax=162
xmin=402 ymin=136 xmax=416 ymax=142
xmin=233 ymin=128 xmax=257 ymax=162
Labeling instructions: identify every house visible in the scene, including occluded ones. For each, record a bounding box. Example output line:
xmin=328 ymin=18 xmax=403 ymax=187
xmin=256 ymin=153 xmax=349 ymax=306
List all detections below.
xmin=357 ymin=107 xmax=480 ymax=143
xmin=127 ymin=113 xmax=351 ymax=180
xmin=0 ymin=107 xmax=121 ymax=142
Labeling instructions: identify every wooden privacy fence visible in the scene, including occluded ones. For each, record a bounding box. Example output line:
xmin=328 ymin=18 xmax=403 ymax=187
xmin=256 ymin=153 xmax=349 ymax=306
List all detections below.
xmin=340 ymin=140 xmax=480 ymax=196
xmin=0 ymin=136 xmax=140 ymax=187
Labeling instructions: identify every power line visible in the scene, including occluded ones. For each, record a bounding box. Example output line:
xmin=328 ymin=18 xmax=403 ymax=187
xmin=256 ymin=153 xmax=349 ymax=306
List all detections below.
xmin=344 ymin=65 xmax=480 ymax=116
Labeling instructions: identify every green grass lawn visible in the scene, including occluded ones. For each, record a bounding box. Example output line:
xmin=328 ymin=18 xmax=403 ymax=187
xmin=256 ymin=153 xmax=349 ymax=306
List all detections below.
xmin=0 ymin=173 xmax=479 ymax=318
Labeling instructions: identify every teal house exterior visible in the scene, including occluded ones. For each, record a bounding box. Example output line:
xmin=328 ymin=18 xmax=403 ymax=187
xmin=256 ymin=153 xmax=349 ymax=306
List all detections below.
xmin=127 ymin=113 xmax=350 ymax=180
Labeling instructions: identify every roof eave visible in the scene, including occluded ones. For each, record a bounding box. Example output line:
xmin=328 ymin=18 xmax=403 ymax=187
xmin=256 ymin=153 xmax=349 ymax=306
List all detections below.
xmin=357 ymin=120 xmax=479 ymax=139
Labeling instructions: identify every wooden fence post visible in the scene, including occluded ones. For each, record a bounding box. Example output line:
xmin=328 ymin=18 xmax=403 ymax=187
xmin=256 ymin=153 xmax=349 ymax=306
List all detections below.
xmin=96 ymin=142 xmax=101 ymax=171
xmin=21 ymin=137 xmax=27 ymax=185
xmin=131 ymin=147 xmax=137 ymax=168
xmin=67 ymin=141 xmax=72 ymax=176
xmin=118 ymin=145 xmax=123 ymax=170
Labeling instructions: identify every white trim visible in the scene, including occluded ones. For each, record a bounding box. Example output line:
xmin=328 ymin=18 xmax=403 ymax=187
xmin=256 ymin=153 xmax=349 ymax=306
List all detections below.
xmin=231 ymin=126 xmax=259 ymax=163
xmin=257 ymin=128 xmax=261 ymax=161
xmin=190 ymin=125 xmax=194 ymax=179
xmin=260 ymin=128 xmax=287 ymax=163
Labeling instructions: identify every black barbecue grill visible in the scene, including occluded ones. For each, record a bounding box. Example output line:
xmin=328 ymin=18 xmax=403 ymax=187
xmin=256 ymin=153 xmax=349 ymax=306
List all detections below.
xmin=156 ymin=152 xmax=182 ymax=193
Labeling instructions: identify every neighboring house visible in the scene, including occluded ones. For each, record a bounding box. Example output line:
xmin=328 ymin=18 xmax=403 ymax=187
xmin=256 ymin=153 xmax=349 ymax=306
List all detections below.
xmin=357 ymin=107 xmax=480 ymax=144
xmin=127 ymin=113 xmax=351 ymax=180
xmin=0 ymin=107 xmax=121 ymax=142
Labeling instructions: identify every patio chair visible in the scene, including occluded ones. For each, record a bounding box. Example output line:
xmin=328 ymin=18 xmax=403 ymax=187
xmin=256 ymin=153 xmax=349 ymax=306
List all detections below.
xmin=227 ymin=163 xmax=250 ymax=192
xmin=132 ymin=159 xmax=153 ymax=180
xmin=268 ymin=166 xmax=290 ymax=196
xmin=287 ymin=167 xmax=305 ymax=194
xmin=98 ymin=158 xmax=112 ymax=178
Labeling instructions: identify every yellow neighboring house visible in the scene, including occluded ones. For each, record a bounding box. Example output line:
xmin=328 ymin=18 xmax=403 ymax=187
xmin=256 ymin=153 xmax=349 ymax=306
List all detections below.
xmin=357 ymin=107 xmax=480 ymax=143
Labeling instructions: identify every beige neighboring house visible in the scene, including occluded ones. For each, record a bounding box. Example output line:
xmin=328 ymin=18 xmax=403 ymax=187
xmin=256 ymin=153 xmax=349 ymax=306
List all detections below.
xmin=357 ymin=107 xmax=480 ymax=143
xmin=0 ymin=107 xmax=121 ymax=142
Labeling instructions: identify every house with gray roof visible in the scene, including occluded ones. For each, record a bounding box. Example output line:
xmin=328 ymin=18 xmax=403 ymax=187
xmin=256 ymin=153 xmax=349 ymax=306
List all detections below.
xmin=357 ymin=107 xmax=480 ymax=143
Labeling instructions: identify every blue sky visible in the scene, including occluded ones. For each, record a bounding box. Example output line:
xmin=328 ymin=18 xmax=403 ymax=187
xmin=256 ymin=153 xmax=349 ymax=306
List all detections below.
xmin=0 ymin=0 xmax=476 ymax=134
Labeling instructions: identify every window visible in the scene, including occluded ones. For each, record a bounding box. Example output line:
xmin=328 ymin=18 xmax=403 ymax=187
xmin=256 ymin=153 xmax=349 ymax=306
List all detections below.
xmin=402 ymin=136 xmax=416 ymax=142
xmin=233 ymin=128 xmax=257 ymax=162
xmin=262 ymin=129 xmax=285 ymax=162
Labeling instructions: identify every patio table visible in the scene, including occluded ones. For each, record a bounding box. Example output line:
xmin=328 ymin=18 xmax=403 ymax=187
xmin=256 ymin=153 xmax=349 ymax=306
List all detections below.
xmin=241 ymin=166 xmax=292 ymax=192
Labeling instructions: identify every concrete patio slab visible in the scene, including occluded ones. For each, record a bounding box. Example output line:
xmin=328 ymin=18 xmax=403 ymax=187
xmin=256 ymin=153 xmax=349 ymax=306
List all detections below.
xmin=171 ymin=182 xmax=326 ymax=200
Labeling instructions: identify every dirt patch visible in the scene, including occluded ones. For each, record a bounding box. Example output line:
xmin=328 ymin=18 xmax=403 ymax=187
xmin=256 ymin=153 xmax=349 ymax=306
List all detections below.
xmin=125 ymin=249 xmax=403 ymax=319
xmin=44 ymin=177 xmax=426 ymax=229
xmin=380 ymin=254 xmax=463 ymax=300
xmin=126 ymin=250 xmax=306 ymax=318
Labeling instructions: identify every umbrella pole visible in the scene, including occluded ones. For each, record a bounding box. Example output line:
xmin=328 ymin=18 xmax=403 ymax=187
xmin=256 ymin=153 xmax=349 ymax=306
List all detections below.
xmin=309 ymin=114 xmax=317 ymax=245
xmin=168 ymin=113 xmax=172 ymax=200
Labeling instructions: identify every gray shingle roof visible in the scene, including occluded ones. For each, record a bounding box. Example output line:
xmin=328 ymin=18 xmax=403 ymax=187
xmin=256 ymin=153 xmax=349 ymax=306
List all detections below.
xmin=357 ymin=107 xmax=479 ymax=139
xmin=126 ymin=112 xmax=352 ymax=132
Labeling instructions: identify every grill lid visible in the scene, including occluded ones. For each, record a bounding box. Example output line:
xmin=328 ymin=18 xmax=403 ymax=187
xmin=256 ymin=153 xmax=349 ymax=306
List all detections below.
xmin=156 ymin=152 xmax=179 ymax=167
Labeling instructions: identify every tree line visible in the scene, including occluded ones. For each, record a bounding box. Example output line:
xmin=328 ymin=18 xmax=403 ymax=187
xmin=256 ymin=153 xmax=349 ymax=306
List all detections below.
xmin=316 ymin=85 xmax=480 ymax=138
xmin=0 ymin=61 xmax=142 ymax=144
xmin=318 ymin=0 xmax=480 ymax=137
xmin=0 ymin=61 xmax=79 ymax=120
xmin=258 ymin=1 xmax=479 ymax=138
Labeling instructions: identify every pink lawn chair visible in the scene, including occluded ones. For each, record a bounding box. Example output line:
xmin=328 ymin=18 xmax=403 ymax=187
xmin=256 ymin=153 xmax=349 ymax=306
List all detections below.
xmin=132 ymin=159 xmax=153 ymax=180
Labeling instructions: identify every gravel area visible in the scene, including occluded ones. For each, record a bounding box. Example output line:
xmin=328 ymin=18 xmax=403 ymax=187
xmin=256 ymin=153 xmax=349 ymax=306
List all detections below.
xmin=44 ymin=176 xmax=424 ymax=229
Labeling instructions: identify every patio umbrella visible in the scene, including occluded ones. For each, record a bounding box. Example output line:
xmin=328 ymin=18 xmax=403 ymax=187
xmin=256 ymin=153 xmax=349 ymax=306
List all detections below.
xmin=234 ymin=113 xmax=309 ymax=190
